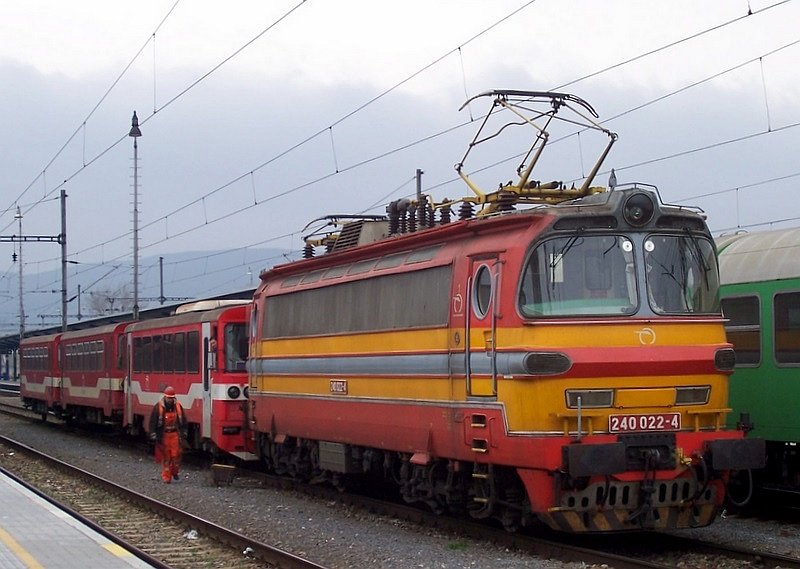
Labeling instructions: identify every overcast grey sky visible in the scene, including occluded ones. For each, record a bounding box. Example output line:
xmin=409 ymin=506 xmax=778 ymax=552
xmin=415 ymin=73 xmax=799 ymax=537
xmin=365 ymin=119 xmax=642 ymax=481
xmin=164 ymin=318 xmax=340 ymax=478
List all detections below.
xmin=1 ymin=0 xmax=799 ymax=329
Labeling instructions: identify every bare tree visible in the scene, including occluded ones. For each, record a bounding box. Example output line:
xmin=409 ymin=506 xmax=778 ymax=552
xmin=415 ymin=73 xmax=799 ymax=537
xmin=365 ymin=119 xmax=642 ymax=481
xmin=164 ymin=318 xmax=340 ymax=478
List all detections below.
xmin=87 ymin=283 xmax=135 ymax=316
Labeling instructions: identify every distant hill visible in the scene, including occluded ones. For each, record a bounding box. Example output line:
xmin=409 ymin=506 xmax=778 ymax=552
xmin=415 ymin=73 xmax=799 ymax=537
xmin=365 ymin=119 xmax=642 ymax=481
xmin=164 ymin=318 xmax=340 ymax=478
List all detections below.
xmin=16 ymin=248 xmax=292 ymax=330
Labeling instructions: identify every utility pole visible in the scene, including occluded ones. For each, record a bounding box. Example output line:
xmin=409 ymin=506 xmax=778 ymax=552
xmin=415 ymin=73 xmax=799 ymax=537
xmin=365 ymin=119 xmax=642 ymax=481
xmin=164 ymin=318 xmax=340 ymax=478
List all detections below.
xmin=129 ymin=111 xmax=142 ymax=321
xmin=60 ymin=189 xmax=67 ymax=332
xmin=415 ymin=168 xmax=425 ymax=228
xmin=159 ymin=256 xmax=165 ymax=304
xmin=15 ymin=207 xmax=23 ymax=338
xmin=1 ymin=192 xmax=69 ymax=335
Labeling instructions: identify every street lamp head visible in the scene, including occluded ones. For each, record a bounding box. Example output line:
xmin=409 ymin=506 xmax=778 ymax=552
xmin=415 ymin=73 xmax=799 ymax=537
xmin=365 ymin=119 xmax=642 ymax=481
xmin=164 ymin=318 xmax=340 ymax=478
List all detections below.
xmin=129 ymin=111 xmax=142 ymax=138
xmin=14 ymin=206 xmax=22 ymax=220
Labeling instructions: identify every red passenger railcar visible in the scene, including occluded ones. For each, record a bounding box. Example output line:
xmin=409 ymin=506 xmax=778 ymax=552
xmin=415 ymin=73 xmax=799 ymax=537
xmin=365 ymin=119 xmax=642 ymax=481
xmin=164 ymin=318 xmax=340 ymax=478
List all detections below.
xmin=59 ymin=322 xmax=129 ymax=425
xmin=125 ymin=301 xmax=253 ymax=459
xmin=20 ymin=332 xmax=62 ymax=419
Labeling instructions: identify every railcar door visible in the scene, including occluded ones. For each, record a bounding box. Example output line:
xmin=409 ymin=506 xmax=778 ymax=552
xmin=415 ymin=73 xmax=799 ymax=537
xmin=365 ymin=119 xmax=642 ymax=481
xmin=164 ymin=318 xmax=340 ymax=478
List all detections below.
xmin=466 ymin=255 xmax=501 ymax=399
xmin=124 ymin=331 xmax=133 ymax=428
xmin=201 ymin=321 xmax=212 ymax=438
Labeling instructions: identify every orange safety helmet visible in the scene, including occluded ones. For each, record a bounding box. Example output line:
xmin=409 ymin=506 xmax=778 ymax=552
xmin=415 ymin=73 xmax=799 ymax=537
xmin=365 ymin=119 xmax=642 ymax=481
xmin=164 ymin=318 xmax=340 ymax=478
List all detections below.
xmin=163 ymin=386 xmax=176 ymax=397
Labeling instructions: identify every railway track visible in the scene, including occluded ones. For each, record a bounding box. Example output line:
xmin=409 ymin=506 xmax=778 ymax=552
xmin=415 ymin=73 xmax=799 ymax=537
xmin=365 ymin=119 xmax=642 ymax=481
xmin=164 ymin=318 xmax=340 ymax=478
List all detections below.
xmin=0 ymin=435 xmax=326 ymax=569
xmin=4 ymin=399 xmax=800 ymax=569
xmin=221 ymin=464 xmax=800 ymax=569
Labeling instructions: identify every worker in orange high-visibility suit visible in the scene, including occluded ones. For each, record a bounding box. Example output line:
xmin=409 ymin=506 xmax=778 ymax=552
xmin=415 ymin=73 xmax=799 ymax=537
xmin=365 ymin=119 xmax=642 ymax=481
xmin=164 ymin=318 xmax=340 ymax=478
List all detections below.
xmin=148 ymin=386 xmax=187 ymax=483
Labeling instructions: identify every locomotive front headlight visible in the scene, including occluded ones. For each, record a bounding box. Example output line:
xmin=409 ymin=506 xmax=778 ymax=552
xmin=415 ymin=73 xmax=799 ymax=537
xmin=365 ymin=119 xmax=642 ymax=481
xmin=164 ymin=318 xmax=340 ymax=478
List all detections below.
xmin=565 ymin=389 xmax=613 ymax=409
xmin=243 ymin=385 xmax=249 ymax=399
xmin=227 ymin=385 xmax=241 ymax=399
xmin=623 ymin=192 xmax=655 ymax=226
xmin=714 ymin=348 xmax=736 ymax=371
xmin=675 ymin=386 xmax=710 ymax=405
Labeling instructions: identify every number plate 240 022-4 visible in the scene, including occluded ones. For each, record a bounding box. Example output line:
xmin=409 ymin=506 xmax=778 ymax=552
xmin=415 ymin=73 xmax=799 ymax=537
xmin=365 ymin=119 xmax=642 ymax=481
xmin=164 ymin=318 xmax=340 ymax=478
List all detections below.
xmin=608 ymin=412 xmax=681 ymax=434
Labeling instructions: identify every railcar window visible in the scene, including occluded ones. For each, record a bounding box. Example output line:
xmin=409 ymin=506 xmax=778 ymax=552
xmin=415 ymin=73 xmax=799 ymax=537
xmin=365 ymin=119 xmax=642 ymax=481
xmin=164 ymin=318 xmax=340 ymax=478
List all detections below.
xmin=24 ymin=347 xmax=50 ymax=371
xmin=347 ymin=259 xmax=376 ymax=275
xmin=644 ymin=234 xmax=719 ymax=315
xmin=133 ymin=338 xmax=143 ymax=372
xmin=519 ymin=235 xmax=636 ymax=317
xmin=721 ymin=296 xmax=761 ymax=366
xmin=187 ymin=331 xmax=200 ymax=373
xmin=174 ymin=332 xmax=186 ymax=372
xmin=117 ymin=335 xmax=125 ymax=370
xmin=225 ymin=323 xmax=248 ymax=372
xmin=264 ymin=265 xmax=451 ymax=337
xmin=281 ymin=274 xmax=303 ymax=288
xmin=93 ymin=341 xmax=100 ymax=371
xmin=162 ymin=334 xmax=174 ymax=373
xmin=152 ymin=335 xmax=163 ymax=372
xmin=301 ymin=269 xmax=325 ymax=284
xmin=774 ymin=292 xmax=800 ymax=365
xmin=323 ymin=265 xmax=349 ymax=280
xmin=375 ymin=253 xmax=406 ymax=270
xmin=141 ymin=337 xmax=153 ymax=372
xmin=406 ymin=246 xmax=441 ymax=264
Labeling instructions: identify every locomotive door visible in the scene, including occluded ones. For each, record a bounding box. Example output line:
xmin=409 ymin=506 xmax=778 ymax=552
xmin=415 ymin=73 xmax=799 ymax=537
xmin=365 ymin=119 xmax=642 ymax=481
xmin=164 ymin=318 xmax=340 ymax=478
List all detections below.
xmin=466 ymin=256 xmax=500 ymax=399
xmin=201 ymin=321 xmax=212 ymax=438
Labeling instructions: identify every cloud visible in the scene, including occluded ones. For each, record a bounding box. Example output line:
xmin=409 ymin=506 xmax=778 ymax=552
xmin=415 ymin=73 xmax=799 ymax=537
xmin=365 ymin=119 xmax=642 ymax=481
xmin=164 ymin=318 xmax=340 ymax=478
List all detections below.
xmin=1 ymin=0 xmax=800 ymax=329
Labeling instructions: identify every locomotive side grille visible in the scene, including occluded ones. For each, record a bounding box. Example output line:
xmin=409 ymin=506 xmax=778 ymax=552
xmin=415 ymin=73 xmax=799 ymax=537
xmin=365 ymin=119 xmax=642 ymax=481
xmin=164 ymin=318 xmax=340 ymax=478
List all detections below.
xmin=331 ymin=220 xmax=390 ymax=252
xmin=330 ymin=221 xmax=365 ymax=251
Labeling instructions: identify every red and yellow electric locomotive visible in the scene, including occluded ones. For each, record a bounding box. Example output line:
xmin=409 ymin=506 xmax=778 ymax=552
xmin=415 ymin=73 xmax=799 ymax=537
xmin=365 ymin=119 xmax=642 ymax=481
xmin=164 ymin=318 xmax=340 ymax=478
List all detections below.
xmin=246 ymin=90 xmax=763 ymax=532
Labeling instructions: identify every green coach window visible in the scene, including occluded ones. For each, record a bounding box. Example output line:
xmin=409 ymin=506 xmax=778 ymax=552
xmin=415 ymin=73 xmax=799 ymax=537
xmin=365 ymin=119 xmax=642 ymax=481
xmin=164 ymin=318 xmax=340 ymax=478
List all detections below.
xmin=775 ymin=292 xmax=800 ymax=365
xmin=721 ymin=295 xmax=760 ymax=366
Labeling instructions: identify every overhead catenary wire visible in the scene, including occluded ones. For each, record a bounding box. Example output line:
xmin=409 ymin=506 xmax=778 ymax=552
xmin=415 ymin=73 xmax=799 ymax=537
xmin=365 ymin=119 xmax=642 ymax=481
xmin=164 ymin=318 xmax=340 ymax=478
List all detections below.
xmin=9 ymin=0 xmax=800 ymax=326
xmin=30 ymin=22 xmax=800 ymax=276
xmin=0 ymin=0 xmax=183 ymax=228
xmin=23 ymin=2 xmax=800 ymax=298
xmin=0 ymin=0 xmax=308 ymax=235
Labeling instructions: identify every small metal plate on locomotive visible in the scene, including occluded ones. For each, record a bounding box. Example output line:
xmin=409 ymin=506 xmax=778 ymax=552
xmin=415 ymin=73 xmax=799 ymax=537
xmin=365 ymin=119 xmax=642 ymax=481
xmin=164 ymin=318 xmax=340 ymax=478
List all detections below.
xmin=608 ymin=412 xmax=681 ymax=433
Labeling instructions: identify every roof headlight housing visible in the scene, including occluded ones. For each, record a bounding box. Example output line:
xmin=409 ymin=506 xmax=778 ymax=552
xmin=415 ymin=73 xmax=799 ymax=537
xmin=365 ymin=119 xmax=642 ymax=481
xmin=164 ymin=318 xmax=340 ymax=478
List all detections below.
xmin=623 ymin=192 xmax=655 ymax=226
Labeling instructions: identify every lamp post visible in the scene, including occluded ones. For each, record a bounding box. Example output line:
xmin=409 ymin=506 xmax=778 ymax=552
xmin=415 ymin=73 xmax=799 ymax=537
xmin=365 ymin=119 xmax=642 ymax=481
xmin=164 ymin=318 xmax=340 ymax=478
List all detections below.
xmin=129 ymin=111 xmax=142 ymax=320
xmin=14 ymin=207 xmax=24 ymax=338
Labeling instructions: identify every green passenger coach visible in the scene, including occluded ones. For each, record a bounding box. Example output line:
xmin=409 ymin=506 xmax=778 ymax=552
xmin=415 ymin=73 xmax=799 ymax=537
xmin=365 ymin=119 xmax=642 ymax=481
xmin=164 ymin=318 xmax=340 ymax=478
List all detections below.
xmin=717 ymin=227 xmax=800 ymax=494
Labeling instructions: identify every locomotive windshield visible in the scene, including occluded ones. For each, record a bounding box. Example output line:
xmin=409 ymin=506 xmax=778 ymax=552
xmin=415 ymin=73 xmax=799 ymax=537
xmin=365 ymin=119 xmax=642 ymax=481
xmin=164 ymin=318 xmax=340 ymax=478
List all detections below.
xmin=518 ymin=232 xmax=720 ymax=317
xmin=519 ymin=235 xmax=637 ymax=317
xmin=644 ymin=234 xmax=719 ymax=314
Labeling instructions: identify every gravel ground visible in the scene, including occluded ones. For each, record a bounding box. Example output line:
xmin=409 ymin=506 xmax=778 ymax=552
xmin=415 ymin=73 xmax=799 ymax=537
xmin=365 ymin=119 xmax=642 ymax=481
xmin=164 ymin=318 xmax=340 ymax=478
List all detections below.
xmin=1 ymin=410 xmax=799 ymax=568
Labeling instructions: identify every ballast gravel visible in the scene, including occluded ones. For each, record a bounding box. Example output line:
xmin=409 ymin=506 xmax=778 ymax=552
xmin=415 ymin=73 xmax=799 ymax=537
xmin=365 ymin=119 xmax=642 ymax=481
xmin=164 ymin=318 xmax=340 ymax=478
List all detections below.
xmin=1 ymin=411 xmax=799 ymax=569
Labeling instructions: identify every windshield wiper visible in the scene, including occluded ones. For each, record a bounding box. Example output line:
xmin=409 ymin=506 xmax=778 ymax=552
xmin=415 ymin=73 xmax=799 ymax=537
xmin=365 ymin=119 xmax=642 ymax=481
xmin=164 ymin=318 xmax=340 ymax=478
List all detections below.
xmin=550 ymin=233 xmax=584 ymax=287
